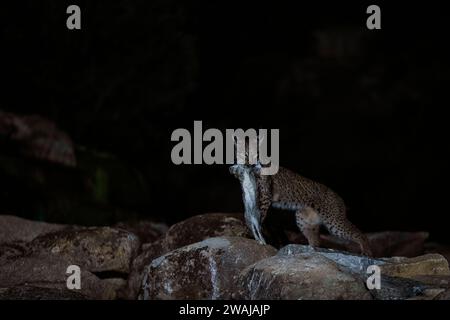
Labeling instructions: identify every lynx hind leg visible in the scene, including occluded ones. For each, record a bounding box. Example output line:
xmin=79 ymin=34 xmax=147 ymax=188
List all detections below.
xmin=322 ymin=214 xmax=373 ymax=256
xmin=295 ymin=207 xmax=321 ymax=247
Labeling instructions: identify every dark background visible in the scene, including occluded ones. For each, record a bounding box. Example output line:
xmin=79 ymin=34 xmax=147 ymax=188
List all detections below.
xmin=1 ymin=1 xmax=449 ymax=242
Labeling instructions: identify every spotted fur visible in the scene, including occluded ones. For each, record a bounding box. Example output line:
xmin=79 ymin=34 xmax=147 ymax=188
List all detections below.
xmin=230 ymin=164 xmax=372 ymax=256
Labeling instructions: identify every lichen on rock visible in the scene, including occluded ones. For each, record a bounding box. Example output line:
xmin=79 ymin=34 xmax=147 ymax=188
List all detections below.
xmin=139 ymin=236 xmax=276 ymax=300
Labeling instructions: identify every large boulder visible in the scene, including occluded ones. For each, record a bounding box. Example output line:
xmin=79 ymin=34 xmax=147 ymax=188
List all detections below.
xmin=238 ymin=253 xmax=372 ymax=300
xmin=124 ymin=213 xmax=253 ymax=299
xmin=28 ymin=226 xmax=140 ymax=273
xmin=278 ymin=244 xmax=450 ymax=300
xmin=0 ymin=218 xmax=142 ymax=300
xmin=0 ymin=225 xmax=137 ymax=299
xmin=139 ymin=236 xmax=276 ymax=300
xmin=380 ymin=254 xmax=450 ymax=280
xmin=0 ymin=253 xmax=125 ymax=299
xmin=279 ymin=244 xmax=450 ymax=280
xmin=163 ymin=213 xmax=251 ymax=251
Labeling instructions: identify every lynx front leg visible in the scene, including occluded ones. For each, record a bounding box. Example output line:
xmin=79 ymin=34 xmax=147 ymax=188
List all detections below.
xmin=295 ymin=207 xmax=321 ymax=247
xmin=249 ymin=175 xmax=273 ymax=245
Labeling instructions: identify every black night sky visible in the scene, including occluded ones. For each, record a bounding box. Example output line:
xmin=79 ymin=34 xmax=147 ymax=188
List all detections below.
xmin=1 ymin=1 xmax=450 ymax=243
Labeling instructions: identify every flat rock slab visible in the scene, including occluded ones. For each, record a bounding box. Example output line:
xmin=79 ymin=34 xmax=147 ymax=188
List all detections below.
xmin=278 ymin=244 xmax=383 ymax=274
xmin=140 ymin=236 xmax=276 ymax=300
xmin=278 ymin=244 xmax=450 ymax=300
xmin=238 ymin=253 xmax=372 ymax=300
xmin=279 ymin=244 xmax=450 ymax=280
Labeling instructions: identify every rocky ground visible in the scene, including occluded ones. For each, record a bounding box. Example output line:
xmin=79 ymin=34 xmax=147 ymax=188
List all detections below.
xmin=1 ymin=213 xmax=450 ymax=300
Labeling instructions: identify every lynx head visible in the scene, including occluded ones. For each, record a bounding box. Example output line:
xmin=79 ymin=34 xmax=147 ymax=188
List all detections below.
xmin=229 ymin=132 xmax=265 ymax=179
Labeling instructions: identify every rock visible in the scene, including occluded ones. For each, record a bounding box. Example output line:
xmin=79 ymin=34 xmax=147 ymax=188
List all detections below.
xmin=367 ymin=231 xmax=429 ymax=258
xmin=424 ymin=242 xmax=450 ymax=263
xmin=238 ymin=253 xmax=372 ymax=300
xmin=0 ymin=286 xmax=88 ymax=300
xmin=28 ymin=226 xmax=140 ymax=273
xmin=380 ymin=254 xmax=450 ymax=280
xmin=278 ymin=244 xmax=450 ymax=300
xmin=0 ymin=111 xmax=77 ymax=167
xmin=319 ymin=231 xmax=429 ymax=257
xmin=0 ymin=215 xmax=66 ymax=244
xmin=0 ymin=220 xmax=141 ymax=299
xmin=163 ymin=213 xmax=251 ymax=251
xmin=124 ymin=211 xmax=276 ymax=300
xmin=435 ymin=289 xmax=450 ymax=300
xmin=0 ymin=241 xmax=29 ymax=265
xmin=0 ymin=222 xmax=138 ymax=299
xmin=279 ymin=244 xmax=450 ymax=280
xmin=371 ymin=276 xmax=429 ymax=300
xmin=115 ymin=220 xmax=168 ymax=244
xmin=122 ymin=238 xmax=167 ymax=300
xmin=0 ymin=253 xmax=124 ymax=299
xmin=411 ymin=275 xmax=450 ymax=287
xmin=407 ymin=288 xmax=447 ymax=300
xmin=278 ymin=244 xmax=383 ymax=274
xmin=139 ymin=236 xmax=276 ymax=300
xmin=397 ymin=276 xmax=450 ymax=300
